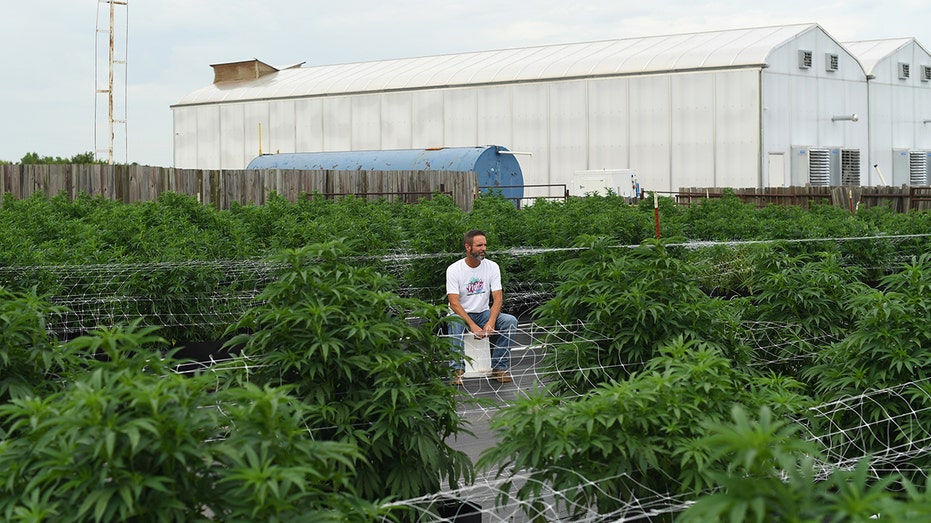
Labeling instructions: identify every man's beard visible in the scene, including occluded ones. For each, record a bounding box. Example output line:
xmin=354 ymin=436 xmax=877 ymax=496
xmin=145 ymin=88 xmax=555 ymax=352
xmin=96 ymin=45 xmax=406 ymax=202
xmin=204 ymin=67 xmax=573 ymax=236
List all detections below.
xmin=470 ymin=251 xmax=485 ymax=261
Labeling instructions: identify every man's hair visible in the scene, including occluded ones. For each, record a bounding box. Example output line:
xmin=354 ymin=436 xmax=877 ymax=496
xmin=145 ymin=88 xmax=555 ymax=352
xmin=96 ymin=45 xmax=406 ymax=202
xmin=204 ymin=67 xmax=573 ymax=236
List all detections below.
xmin=463 ymin=229 xmax=486 ymax=247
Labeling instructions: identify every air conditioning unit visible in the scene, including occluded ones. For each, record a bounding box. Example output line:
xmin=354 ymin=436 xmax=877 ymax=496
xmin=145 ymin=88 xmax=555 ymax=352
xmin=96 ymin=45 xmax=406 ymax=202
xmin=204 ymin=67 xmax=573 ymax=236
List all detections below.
xmin=910 ymin=151 xmax=929 ymax=186
xmin=841 ymin=149 xmax=861 ymax=186
xmin=922 ymin=65 xmax=931 ymax=82
xmin=825 ymin=53 xmax=839 ymax=72
xmin=889 ymin=150 xmax=931 ymax=185
xmin=899 ymin=62 xmax=911 ymax=80
xmin=791 ymin=146 xmax=839 ymax=186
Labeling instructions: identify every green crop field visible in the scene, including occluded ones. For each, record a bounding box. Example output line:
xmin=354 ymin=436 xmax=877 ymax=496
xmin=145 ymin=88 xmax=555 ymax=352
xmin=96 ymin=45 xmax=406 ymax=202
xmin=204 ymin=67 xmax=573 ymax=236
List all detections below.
xmin=3 ymin=190 xmax=931 ymax=521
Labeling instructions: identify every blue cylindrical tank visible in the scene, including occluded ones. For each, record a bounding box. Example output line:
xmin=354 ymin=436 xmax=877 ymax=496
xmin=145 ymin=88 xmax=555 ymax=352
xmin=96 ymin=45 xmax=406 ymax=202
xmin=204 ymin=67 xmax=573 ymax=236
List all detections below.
xmin=246 ymin=146 xmax=524 ymax=201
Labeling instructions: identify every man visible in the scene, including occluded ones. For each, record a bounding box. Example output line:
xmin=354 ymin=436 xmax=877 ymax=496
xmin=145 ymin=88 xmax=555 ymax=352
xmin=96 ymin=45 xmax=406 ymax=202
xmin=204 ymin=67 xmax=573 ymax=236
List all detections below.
xmin=446 ymin=229 xmax=518 ymax=384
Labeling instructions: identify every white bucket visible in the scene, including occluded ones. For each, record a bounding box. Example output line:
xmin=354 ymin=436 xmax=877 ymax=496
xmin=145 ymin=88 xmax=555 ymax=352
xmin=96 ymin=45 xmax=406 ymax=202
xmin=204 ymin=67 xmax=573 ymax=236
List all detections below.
xmin=461 ymin=335 xmax=492 ymax=377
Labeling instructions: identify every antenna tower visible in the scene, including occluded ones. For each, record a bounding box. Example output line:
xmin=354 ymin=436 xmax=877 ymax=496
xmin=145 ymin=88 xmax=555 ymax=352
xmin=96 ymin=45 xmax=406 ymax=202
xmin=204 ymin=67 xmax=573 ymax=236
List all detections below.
xmin=95 ymin=0 xmax=128 ymax=165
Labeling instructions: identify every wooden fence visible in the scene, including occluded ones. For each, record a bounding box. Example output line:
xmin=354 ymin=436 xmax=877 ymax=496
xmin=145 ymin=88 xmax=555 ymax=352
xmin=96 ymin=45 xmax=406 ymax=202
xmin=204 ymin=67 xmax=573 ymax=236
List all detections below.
xmin=676 ymin=186 xmax=931 ymax=212
xmin=0 ymin=164 xmax=479 ymax=211
xmin=6 ymin=164 xmax=931 ymax=214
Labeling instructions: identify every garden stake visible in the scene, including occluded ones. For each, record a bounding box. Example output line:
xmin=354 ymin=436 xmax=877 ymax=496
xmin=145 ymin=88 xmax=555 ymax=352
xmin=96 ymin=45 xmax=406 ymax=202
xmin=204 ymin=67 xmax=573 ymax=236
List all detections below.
xmin=653 ymin=191 xmax=661 ymax=239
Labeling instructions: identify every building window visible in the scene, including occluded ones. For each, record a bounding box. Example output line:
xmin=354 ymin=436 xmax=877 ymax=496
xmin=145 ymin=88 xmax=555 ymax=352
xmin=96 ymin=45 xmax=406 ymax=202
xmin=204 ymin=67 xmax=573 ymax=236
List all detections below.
xmin=922 ymin=65 xmax=931 ymax=82
xmin=825 ymin=53 xmax=839 ymax=72
xmin=798 ymin=50 xmax=813 ymax=69
xmin=899 ymin=62 xmax=911 ymax=80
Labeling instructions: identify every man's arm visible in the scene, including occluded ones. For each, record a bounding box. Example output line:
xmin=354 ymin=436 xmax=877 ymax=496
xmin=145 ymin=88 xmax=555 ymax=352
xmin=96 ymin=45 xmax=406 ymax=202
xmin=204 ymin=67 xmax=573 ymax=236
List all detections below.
xmin=485 ymin=289 xmax=503 ymax=335
xmin=448 ymin=293 xmax=487 ymax=339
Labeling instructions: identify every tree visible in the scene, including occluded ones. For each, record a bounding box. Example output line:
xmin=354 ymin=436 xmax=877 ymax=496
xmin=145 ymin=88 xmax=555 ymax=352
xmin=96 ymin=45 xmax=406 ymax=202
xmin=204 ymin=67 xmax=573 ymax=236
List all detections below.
xmin=18 ymin=151 xmax=104 ymax=164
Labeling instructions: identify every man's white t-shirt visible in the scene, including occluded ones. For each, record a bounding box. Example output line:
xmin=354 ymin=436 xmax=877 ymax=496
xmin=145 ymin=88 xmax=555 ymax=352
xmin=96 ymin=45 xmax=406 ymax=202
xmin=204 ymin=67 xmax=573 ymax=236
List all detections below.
xmin=446 ymin=258 xmax=502 ymax=314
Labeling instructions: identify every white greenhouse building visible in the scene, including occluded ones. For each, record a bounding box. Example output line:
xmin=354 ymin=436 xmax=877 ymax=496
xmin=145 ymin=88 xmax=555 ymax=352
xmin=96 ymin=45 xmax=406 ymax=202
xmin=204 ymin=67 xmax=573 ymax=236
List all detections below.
xmin=171 ymin=23 xmax=931 ymax=196
xmin=843 ymin=38 xmax=931 ymax=186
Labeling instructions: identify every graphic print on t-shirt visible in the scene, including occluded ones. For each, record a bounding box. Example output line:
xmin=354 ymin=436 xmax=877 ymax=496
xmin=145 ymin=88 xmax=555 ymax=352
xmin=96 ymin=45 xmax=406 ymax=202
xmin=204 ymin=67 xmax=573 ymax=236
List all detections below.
xmin=465 ymin=277 xmax=485 ymax=296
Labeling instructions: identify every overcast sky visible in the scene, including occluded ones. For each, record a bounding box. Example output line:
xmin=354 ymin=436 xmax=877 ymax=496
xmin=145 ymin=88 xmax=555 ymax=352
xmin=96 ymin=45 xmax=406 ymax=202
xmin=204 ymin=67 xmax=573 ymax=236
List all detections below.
xmin=4 ymin=1 xmax=931 ymax=166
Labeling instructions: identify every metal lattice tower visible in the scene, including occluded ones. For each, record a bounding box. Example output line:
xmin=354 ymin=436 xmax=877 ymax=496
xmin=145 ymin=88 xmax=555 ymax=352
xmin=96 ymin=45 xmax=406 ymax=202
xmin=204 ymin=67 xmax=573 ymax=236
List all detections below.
xmin=95 ymin=0 xmax=128 ymax=165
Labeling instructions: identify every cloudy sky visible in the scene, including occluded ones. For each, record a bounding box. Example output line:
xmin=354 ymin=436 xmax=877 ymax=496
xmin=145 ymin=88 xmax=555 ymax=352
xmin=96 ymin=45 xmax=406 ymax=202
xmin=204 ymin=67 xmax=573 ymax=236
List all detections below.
xmin=4 ymin=1 xmax=931 ymax=166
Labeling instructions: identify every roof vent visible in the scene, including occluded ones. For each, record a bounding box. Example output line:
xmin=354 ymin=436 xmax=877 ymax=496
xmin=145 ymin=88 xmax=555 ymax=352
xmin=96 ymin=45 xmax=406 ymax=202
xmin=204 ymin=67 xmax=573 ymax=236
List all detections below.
xmin=798 ymin=50 xmax=812 ymax=69
xmin=922 ymin=65 xmax=931 ymax=82
xmin=210 ymin=59 xmax=280 ymax=84
xmin=825 ymin=53 xmax=839 ymax=72
xmin=899 ymin=62 xmax=911 ymax=80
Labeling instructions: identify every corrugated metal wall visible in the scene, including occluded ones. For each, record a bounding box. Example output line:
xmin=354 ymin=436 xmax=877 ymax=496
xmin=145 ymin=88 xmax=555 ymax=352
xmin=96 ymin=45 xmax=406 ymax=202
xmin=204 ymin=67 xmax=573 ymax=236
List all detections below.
xmin=174 ymin=69 xmax=765 ymax=196
xmin=761 ymin=28 xmax=870 ymax=187
xmin=865 ymin=41 xmax=931 ymax=185
xmin=172 ymin=26 xmax=899 ymax=194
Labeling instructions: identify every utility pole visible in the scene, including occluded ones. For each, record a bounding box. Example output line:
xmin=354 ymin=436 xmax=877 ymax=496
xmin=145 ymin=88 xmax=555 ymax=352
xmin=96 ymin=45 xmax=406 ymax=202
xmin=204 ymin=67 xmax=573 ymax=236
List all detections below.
xmin=95 ymin=0 xmax=128 ymax=165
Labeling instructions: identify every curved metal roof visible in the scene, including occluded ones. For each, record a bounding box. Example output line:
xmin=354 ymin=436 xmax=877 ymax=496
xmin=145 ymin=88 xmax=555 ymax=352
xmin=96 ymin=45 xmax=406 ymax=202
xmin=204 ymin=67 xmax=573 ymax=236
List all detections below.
xmin=842 ymin=38 xmax=922 ymax=75
xmin=174 ymin=23 xmax=820 ymax=107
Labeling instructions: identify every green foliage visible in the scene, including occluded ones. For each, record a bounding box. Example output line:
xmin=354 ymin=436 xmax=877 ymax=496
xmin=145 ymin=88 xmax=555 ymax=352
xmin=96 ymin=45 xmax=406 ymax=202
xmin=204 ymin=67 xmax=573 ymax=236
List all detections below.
xmin=506 ymin=194 xmax=656 ymax=288
xmin=678 ymin=405 xmax=822 ymax=522
xmin=678 ymin=405 xmax=931 ymax=522
xmin=271 ymin=194 xmax=405 ymax=253
xmin=6 ymin=186 xmax=931 ymax=519
xmin=672 ymin=193 xmax=897 ymax=275
xmin=0 ymin=321 xmax=381 ymax=522
xmin=0 ymin=185 xmax=927 ymax=294
xmin=737 ymin=249 xmax=867 ymax=380
xmin=19 ymin=151 xmax=104 ymax=165
xmin=208 ymin=383 xmax=380 ymax=522
xmin=479 ymin=339 xmax=811 ymax=519
xmin=797 ymin=254 xmax=931 ymax=473
xmin=468 ymin=194 xmax=523 ymax=247
xmin=855 ymin=205 xmax=931 ymax=264
xmin=225 ymin=242 xmax=473 ymax=500
xmin=682 ymin=242 xmax=766 ymax=296
xmin=678 ymin=191 xmax=765 ymax=240
xmin=535 ymin=238 xmax=738 ymax=392
xmin=392 ymin=193 xmax=467 ymax=297
xmin=0 ymin=192 xmax=253 ymax=268
xmin=804 ymin=253 xmax=931 ymax=396
xmin=397 ymin=193 xmax=467 ymax=253
xmin=0 ymin=287 xmax=70 ymax=412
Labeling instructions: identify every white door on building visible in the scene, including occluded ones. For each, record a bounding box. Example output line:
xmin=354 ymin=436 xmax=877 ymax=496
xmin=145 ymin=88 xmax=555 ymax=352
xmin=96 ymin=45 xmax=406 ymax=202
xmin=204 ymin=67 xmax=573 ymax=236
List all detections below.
xmin=767 ymin=152 xmax=786 ymax=187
